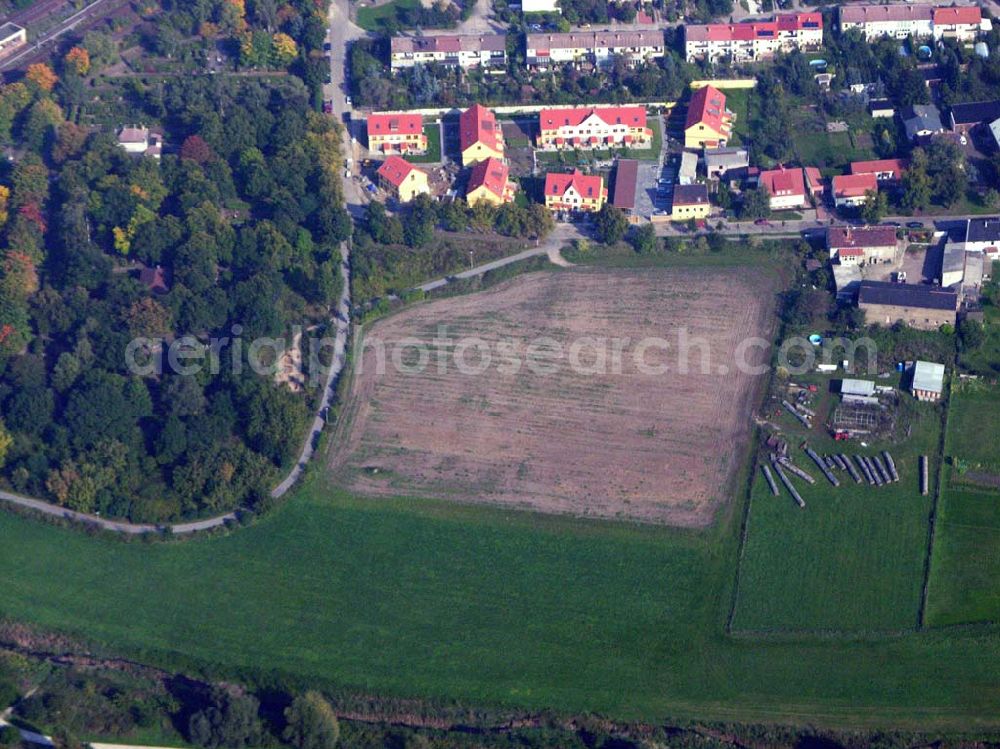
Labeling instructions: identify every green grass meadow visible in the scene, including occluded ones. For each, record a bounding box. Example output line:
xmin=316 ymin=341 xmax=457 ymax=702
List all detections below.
xmin=732 ymin=396 xmax=940 ymax=633
xmin=6 ymin=479 xmax=1000 ymax=728
xmin=926 ymin=383 xmax=1000 ymax=627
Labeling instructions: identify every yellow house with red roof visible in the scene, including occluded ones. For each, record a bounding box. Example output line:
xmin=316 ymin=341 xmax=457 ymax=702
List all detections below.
xmin=537 ymin=106 xmax=651 ymax=150
xmin=466 ymin=157 xmax=516 ymax=206
xmin=460 ymin=104 xmax=505 ymax=166
xmin=377 ymin=156 xmax=430 ymax=203
xmin=684 ymin=85 xmax=733 ymax=148
xmin=544 ymin=170 xmax=607 ymax=213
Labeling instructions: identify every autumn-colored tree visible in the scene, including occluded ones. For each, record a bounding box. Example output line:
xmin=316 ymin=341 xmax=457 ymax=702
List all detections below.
xmin=199 ymin=21 xmax=219 ymax=38
xmin=25 ymin=63 xmax=57 ymax=93
xmin=180 ymin=134 xmax=214 ymax=164
xmin=64 ymin=46 xmax=91 ymax=76
xmin=0 ymin=185 xmax=9 ymax=227
xmin=52 ymin=122 xmax=88 ymax=163
xmin=125 ymin=297 xmax=172 ymax=338
xmin=272 ymin=32 xmax=298 ymax=65
xmin=17 ymin=202 xmax=46 ymax=234
xmin=0 ymin=421 xmax=12 ymax=470
xmin=1 ymin=251 xmax=40 ymax=299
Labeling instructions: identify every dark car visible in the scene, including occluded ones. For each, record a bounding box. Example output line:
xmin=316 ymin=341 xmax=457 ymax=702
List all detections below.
xmin=906 ymin=221 xmax=924 ymax=229
xmin=754 ymin=218 xmax=770 ymax=226
xmin=323 ymin=41 xmax=332 ymax=51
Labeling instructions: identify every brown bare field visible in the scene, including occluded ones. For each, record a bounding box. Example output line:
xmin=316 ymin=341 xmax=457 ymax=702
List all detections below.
xmin=329 ymin=268 xmax=778 ymax=526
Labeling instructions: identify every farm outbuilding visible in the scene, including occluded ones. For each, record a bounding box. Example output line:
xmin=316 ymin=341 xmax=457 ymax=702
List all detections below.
xmin=841 ymin=378 xmax=876 ymax=401
xmin=910 ymin=360 xmax=945 ymax=401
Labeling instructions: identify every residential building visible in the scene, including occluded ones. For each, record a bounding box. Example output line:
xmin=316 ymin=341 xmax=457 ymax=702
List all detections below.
xmin=670 ymin=184 xmax=711 ymax=221
xmin=827 ymin=225 xmax=898 ymax=265
xmin=758 ymin=166 xmax=807 ymax=210
xmin=0 ymin=23 xmax=26 ymax=60
xmin=832 ymin=173 xmax=878 ymax=208
xmin=465 ymin=157 xmax=516 ymax=206
xmin=684 ymin=85 xmax=733 ymax=149
xmin=544 ymin=169 xmax=607 ymax=212
xmin=849 ymin=158 xmax=908 ymax=183
xmin=902 ymin=104 xmax=945 ymax=142
xmin=610 ymin=159 xmax=639 ymax=217
xmin=389 ymin=34 xmax=508 ymax=72
xmin=537 ymin=106 xmax=651 ymax=150
xmin=684 ymin=13 xmax=822 ymax=62
xmin=932 ymin=6 xmax=990 ymax=41
xmin=367 ymin=113 xmax=428 ymax=155
xmin=804 ymin=167 xmax=825 ymax=199
xmin=868 ymin=98 xmax=895 ymax=118
xmin=116 ymin=126 xmax=163 ymax=158
xmin=948 ymin=99 xmax=1000 ymax=134
xmin=839 ymin=5 xmax=933 ymax=40
xmin=377 ymin=156 xmax=430 ymax=202
xmin=526 ymin=30 xmax=665 ymax=68
xmin=703 ymin=147 xmax=748 ymax=180
xmin=678 ymin=151 xmax=698 ymax=185
xmin=522 ymin=0 xmax=559 ymax=13
xmin=459 ymin=104 xmax=504 ymax=166
xmin=139 ymin=265 xmax=170 ymax=295
xmin=857 ymin=280 xmax=958 ymax=330
xmin=950 ymin=217 xmax=1000 ymax=255
xmin=910 ymin=360 xmax=945 ymax=401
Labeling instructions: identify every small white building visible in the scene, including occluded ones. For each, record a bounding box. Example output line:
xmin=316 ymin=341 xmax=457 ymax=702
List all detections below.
xmin=910 ymin=360 xmax=944 ymax=402
xmin=116 ymin=126 xmax=163 ymax=159
xmin=0 ymin=23 xmax=26 ymax=60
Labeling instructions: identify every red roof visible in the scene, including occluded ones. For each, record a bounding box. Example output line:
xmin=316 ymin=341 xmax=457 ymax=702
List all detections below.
xmin=849 ymin=158 xmax=909 ymax=177
xmin=759 ymin=166 xmax=805 ymax=197
xmin=545 ymin=169 xmax=605 ymax=200
xmin=368 ymin=113 xmax=423 ymax=137
xmin=933 ymin=6 xmax=981 ymax=25
xmin=804 ymin=166 xmax=824 ymax=193
xmin=539 ymin=106 xmax=646 ymax=131
xmin=466 ymin=157 xmax=510 ymax=199
xmin=377 ymin=155 xmax=423 ymax=188
xmin=827 ymin=225 xmax=897 ymax=249
xmin=839 ymin=248 xmax=866 ymax=257
xmin=833 ymin=173 xmax=878 ymax=198
xmin=685 ymin=85 xmax=730 ymax=134
xmin=459 ymin=104 xmax=502 ymax=154
xmin=686 ymin=13 xmax=821 ymax=41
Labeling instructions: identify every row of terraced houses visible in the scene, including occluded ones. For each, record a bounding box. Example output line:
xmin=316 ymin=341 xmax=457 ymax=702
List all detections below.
xmin=385 ymin=5 xmax=989 ymax=73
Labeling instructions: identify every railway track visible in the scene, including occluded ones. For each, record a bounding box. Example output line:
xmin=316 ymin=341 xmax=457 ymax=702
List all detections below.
xmin=0 ymin=0 xmax=128 ymax=73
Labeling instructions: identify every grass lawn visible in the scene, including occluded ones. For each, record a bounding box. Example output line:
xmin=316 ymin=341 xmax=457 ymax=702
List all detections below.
xmin=355 ymin=0 xmax=422 ymax=31
xmin=536 ymin=117 xmax=662 ymax=165
xmin=406 ymin=123 xmax=442 ymax=164
xmin=6 ymin=473 xmax=1000 ymax=728
xmin=724 ymin=88 xmax=751 ymax=146
xmin=732 ymin=391 xmax=941 ymax=633
xmin=793 ymin=130 xmax=876 ymax=173
xmin=927 ymin=485 xmax=1000 ymax=626
xmin=926 ymin=382 xmax=1000 ymax=626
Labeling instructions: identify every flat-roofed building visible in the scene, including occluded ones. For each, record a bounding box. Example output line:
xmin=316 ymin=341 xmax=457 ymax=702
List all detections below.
xmin=684 ymin=12 xmax=822 ymax=62
xmin=703 ymin=147 xmax=749 ymax=180
xmin=0 ymin=23 xmax=26 ymax=60
xmin=390 ymin=34 xmax=508 ymax=72
xmin=526 ymin=30 xmax=665 ymax=68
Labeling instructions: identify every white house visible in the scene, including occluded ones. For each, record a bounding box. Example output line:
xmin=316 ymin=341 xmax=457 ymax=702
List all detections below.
xmin=116 ymin=126 xmax=163 ymax=159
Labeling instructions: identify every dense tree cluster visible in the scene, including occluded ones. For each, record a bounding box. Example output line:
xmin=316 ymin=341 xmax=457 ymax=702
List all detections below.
xmin=0 ymin=74 xmax=350 ymax=522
